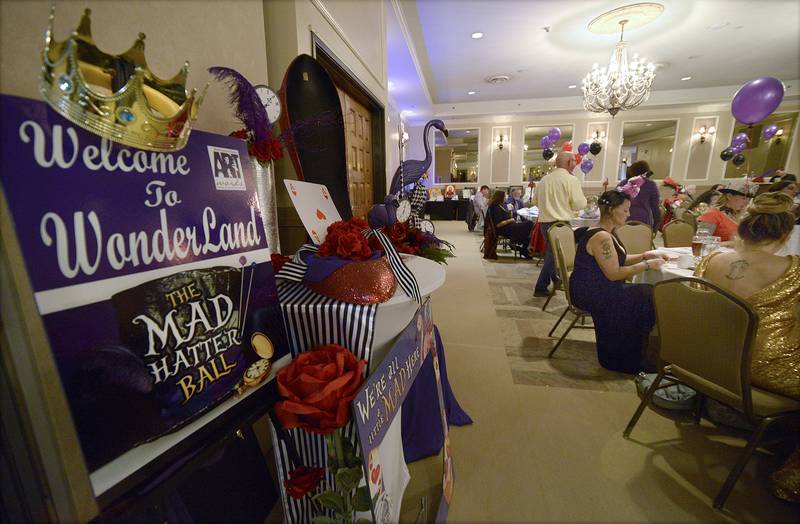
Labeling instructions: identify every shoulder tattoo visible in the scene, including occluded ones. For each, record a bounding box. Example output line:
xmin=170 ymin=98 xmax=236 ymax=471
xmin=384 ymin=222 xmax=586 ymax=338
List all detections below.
xmin=600 ymin=238 xmax=614 ymax=260
xmin=725 ymin=259 xmax=749 ymax=280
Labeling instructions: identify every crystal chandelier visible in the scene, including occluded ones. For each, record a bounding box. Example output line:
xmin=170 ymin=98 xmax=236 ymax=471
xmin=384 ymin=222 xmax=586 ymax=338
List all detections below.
xmin=582 ymin=20 xmax=656 ymax=116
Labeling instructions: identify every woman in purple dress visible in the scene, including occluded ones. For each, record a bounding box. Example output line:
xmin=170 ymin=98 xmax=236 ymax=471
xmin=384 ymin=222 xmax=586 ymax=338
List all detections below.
xmin=618 ymin=161 xmax=660 ymax=228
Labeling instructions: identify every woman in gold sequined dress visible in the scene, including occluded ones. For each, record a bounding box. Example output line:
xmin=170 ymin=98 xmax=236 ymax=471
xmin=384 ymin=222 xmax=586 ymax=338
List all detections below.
xmin=694 ymin=192 xmax=799 ymax=503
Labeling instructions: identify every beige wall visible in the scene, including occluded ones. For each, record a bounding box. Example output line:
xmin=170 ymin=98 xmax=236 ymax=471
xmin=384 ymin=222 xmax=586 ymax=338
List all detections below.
xmin=0 ymin=1 xmax=270 ymax=135
xmin=437 ymin=100 xmax=800 ymax=191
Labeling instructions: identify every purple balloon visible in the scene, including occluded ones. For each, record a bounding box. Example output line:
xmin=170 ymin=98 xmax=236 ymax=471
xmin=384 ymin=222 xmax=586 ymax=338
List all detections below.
xmin=762 ymin=124 xmax=779 ymax=140
xmin=548 ymin=127 xmax=562 ymax=142
xmin=732 ymin=132 xmax=748 ymax=146
xmin=580 ymin=158 xmax=594 ymax=173
xmin=540 ymin=136 xmax=552 ymax=149
xmin=731 ymin=77 xmax=785 ymax=125
xmin=731 ymin=142 xmax=745 ymax=154
xmin=577 ymin=142 xmax=590 ymax=155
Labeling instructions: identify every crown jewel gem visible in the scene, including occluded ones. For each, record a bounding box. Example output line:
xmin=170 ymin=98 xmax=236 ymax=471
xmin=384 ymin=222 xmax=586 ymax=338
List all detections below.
xmin=39 ymin=6 xmax=206 ymax=152
xmin=57 ymin=74 xmax=73 ymax=93
xmin=117 ymin=107 xmax=136 ymax=124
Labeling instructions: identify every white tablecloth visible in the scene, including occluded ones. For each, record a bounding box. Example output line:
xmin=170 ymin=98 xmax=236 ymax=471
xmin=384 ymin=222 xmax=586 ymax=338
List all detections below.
xmin=570 ymin=217 xmax=599 ymax=228
xmin=633 ymin=247 xmax=724 ymax=284
xmin=517 ymin=207 xmax=538 ymax=222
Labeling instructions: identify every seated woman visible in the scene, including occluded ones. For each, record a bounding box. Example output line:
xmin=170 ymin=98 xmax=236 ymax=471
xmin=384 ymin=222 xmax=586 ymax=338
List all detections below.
xmin=569 ymin=189 xmax=669 ymax=373
xmin=686 ymin=188 xmax=721 ymax=214
xmin=694 ymin=192 xmax=799 ymax=502
xmin=698 ymin=187 xmax=750 ymax=242
xmin=487 ymin=190 xmax=533 ymax=258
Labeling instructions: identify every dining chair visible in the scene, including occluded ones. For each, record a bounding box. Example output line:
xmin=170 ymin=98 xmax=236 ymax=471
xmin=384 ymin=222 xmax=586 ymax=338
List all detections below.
xmin=546 ymin=237 xmax=592 ymax=357
xmin=624 ymin=277 xmax=800 ymax=509
xmin=662 ymin=220 xmax=695 ymax=247
xmin=616 ymin=221 xmax=654 ymax=254
xmin=542 ymin=222 xmax=573 ymax=311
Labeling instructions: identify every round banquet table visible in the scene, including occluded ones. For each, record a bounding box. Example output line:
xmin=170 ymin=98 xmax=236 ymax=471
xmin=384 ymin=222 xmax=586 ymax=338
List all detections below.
xmin=372 ymin=255 xmax=446 ymax=367
xmin=571 ymin=217 xmax=599 ymax=228
xmin=633 ymin=247 xmax=735 ymax=284
xmin=776 ymin=225 xmax=800 ymax=256
xmin=517 ymin=207 xmax=538 ymax=222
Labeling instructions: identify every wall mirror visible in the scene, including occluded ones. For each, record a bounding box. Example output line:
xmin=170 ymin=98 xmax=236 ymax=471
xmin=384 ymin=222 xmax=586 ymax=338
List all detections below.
xmin=619 ymin=120 xmax=677 ymax=180
xmin=724 ymin=112 xmax=798 ymax=179
xmin=523 ymin=125 xmax=573 ymax=181
xmin=434 ymin=128 xmax=479 ymax=184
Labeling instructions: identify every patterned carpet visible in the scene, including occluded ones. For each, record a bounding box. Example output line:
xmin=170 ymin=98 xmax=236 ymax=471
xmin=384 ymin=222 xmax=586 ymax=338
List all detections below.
xmin=476 ymin=234 xmax=633 ymax=391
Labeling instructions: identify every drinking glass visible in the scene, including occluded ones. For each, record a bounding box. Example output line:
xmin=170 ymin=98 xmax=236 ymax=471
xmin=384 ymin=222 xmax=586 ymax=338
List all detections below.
xmin=701 ymin=236 xmax=721 ymax=257
xmin=691 ymin=235 xmax=705 ymax=258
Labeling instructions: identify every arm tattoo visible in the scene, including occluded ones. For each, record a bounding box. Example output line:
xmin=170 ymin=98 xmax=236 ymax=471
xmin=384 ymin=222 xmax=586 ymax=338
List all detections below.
xmin=600 ymin=239 xmax=614 ymax=260
xmin=725 ymin=260 xmax=749 ymax=280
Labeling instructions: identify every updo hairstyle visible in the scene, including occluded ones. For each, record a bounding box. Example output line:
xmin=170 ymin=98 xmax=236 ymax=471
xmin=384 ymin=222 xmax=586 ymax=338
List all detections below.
xmin=597 ymin=190 xmax=631 ymax=219
xmin=738 ymin=192 xmax=795 ymax=245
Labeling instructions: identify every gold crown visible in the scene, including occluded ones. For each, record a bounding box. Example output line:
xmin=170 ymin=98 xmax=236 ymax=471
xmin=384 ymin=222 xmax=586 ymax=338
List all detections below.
xmin=40 ymin=6 xmax=206 ymax=152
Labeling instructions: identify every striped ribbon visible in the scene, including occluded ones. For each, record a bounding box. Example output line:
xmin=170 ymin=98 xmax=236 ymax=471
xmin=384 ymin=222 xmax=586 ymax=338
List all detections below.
xmin=276 ymin=229 xmax=421 ymax=304
xmin=270 ymin=281 xmax=378 ymax=523
xmin=363 ymin=229 xmax=422 ymax=304
xmin=275 ymin=243 xmax=318 ymax=282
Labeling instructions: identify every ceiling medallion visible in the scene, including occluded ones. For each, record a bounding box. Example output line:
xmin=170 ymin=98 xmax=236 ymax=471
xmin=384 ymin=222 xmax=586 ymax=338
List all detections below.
xmin=582 ymin=3 xmax=662 ymax=116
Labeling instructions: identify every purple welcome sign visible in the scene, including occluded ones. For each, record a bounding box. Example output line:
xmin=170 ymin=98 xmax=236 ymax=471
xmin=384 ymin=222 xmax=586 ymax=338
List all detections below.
xmin=0 ymin=94 xmax=288 ymax=471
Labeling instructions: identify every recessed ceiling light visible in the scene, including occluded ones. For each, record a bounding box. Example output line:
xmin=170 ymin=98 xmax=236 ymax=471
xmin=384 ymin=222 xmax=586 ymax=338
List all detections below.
xmin=707 ymin=22 xmax=729 ymax=30
xmin=568 ymin=84 xmax=577 ymax=89
xmin=645 ymin=123 xmax=653 ymax=127
xmin=687 ymin=54 xmax=702 ymax=60
xmin=466 ymin=130 xmax=471 ymax=133
xmin=468 ymin=91 xmax=476 ymax=95
xmin=681 ymin=76 xmax=692 ymax=81
xmin=471 ymin=32 xmax=484 ymax=39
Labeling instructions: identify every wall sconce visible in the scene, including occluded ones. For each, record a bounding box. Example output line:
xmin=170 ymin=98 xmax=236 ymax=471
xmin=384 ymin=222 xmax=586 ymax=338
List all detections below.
xmin=694 ymin=125 xmax=716 ymax=143
xmin=523 ymin=144 xmax=529 ymax=151
xmin=401 ymin=131 xmax=409 ymax=145
xmin=591 ymin=130 xmax=607 ymax=140
xmin=775 ymin=128 xmax=785 ymax=143
xmin=496 ymin=134 xmax=506 ymax=150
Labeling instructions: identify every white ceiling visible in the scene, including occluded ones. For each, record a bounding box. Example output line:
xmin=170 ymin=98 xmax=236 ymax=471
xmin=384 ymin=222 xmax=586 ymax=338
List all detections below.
xmin=389 ymin=0 xmax=800 ymax=121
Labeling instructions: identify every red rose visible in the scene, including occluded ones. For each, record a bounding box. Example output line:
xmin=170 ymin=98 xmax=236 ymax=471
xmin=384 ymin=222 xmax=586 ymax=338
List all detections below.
xmin=230 ymin=128 xmax=249 ymax=140
xmin=275 ymin=344 xmax=367 ymax=434
xmin=384 ymin=222 xmax=408 ymax=245
xmin=318 ymin=219 xmax=374 ymax=260
xmin=284 ymin=466 xmax=325 ymax=499
xmin=269 ymin=138 xmax=284 ymax=160
xmin=398 ymin=244 xmax=419 ymax=255
xmin=336 ymin=232 xmax=364 ymax=259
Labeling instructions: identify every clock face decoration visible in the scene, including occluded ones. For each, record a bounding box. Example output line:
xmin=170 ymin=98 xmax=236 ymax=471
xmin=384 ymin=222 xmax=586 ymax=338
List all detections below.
xmin=243 ymin=359 xmax=272 ymax=387
xmin=419 ymin=219 xmax=435 ymax=234
xmin=254 ymin=84 xmax=282 ymax=124
xmin=396 ymin=200 xmax=412 ymax=223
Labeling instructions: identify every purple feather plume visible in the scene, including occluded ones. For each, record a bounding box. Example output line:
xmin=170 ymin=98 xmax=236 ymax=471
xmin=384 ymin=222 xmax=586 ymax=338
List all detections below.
xmin=208 ymin=66 xmax=270 ymax=143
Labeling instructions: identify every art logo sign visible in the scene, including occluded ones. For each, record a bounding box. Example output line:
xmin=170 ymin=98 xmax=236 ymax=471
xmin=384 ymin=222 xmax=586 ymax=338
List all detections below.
xmin=0 ymin=94 xmax=287 ymax=470
xmin=208 ymin=145 xmax=246 ymax=191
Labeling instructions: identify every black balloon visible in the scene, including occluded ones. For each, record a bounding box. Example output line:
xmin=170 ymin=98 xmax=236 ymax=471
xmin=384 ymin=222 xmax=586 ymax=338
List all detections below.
xmin=720 ymin=147 xmax=735 ymax=162
xmin=589 ymin=142 xmax=602 ymax=155
xmin=732 ymin=153 xmax=746 ymax=167
xmin=542 ymin=148 xmax=554 ymax=160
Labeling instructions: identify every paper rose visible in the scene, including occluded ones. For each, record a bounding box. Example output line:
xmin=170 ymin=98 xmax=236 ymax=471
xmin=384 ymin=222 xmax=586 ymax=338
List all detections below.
xmin=274 ymin=344 xmax=367 ymax=435
xmin=284 ymin=466 xmax=325 ymax=499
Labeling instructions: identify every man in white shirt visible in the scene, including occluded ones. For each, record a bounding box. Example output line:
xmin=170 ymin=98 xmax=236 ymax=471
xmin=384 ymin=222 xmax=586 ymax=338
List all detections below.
xmin=531 ymin=152 xmax=587 ymax=296
xmin=472 ymin=185 xmax=490 ymax=230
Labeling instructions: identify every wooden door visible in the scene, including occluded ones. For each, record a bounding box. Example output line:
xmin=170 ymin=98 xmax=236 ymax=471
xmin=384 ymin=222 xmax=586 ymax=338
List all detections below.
xmin=339 ymin=89 xmax=373 ymax=218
